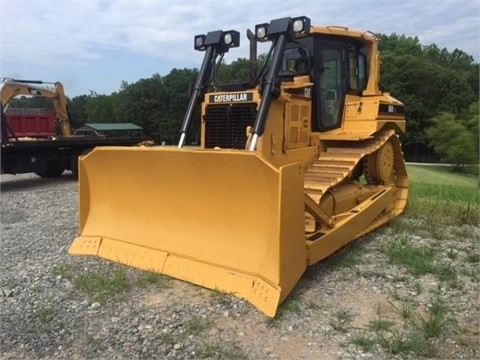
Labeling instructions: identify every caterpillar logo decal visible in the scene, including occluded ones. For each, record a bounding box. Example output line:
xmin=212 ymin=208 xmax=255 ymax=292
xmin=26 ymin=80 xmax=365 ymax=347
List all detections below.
xmin=210 ymin=93 xmax=253 ymax=103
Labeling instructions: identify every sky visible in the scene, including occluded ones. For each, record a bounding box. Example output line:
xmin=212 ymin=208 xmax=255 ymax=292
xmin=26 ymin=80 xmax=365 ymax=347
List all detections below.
xmin=1 ymin=0 xmax=479 ymax=98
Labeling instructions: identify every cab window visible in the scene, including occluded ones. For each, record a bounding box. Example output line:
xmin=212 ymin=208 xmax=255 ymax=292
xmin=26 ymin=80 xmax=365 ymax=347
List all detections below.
xmin=318 ymin=48 xmax=344 ymax=129
xmin=281 ymin=47 xmax=311 ymax=75
xmin=348 ymin=50 xmax=367 ymax=93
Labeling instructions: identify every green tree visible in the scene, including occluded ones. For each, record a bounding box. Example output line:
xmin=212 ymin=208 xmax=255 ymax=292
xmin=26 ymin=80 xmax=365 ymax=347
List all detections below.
xmin=378 ymin=33 xmax=423 ymax=57
xmin=69 ymin=95 xmax=88 ymax=128
xmin=84 ymin=91 xmax=121 ymax=123
xmin=162 ymin=68 xmax=198 ymax=144
xmin=116 ymin=74 xmax=168 ymax=142
xmin=8 ymin=95 xmax=55 ymax=110
xmin=378 ymin=33 xmax=478 ymax=162
xmin=214 ymin=57 xmax=251 ymax=84
xmin=461 ymin=102 xmax=479 ymax=158
xmin=380 ymin=53 xmax=443 ymax=158
xmin=426 ymin=111 xmax=478 ymax=170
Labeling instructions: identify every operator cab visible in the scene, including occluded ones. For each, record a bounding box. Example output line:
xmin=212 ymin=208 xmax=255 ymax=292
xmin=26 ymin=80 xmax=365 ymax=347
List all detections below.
xmin=280 ymin=35 xmax=369 ymax=132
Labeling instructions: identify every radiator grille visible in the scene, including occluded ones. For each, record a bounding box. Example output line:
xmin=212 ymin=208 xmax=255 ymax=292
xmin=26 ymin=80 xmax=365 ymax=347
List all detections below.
xmin=204 ymin=104 xmax=257 ymax=149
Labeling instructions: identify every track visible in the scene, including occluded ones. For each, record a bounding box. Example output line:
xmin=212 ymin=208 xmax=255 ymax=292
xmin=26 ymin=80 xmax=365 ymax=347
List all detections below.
xmin=304 ymin=129 xmax=408 ymax=238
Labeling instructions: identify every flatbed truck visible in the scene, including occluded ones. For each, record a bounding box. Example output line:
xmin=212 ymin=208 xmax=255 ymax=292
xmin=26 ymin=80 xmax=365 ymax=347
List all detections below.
xmin=1 ymin=79 xmax=150 ymax=178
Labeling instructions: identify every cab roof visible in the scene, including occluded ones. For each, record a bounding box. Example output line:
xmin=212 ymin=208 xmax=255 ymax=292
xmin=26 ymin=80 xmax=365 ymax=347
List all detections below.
xmin=309 ymin=25 xmax=378 ymax=44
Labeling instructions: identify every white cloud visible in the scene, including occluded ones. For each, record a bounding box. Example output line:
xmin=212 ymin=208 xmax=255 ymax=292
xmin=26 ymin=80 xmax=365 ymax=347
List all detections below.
xmin=1 ymin=0 xmax=478 ymax=96
xmin=3 ymin=0 xmax=478 ymax=63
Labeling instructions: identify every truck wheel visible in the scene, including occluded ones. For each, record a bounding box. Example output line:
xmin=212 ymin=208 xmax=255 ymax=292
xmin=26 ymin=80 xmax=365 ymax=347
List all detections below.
xmin=36 ymin=162 xmax=65 ymax=178
xmin=71 ymin=148 xmax=93 ymax=179
xmin=70 ymin=153 xmax=80 ymax=179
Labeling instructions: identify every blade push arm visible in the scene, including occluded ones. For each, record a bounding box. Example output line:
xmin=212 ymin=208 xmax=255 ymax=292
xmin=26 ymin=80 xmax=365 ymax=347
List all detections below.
xmin=249 ymin=16 xmax=310 ymax=150
xmin=178 ymin=30 xmax=240 ymax=148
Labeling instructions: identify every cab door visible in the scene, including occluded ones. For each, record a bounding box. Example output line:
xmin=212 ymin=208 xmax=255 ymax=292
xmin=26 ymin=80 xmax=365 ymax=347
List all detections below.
xmin=313 ymin=40 xmax=346 ymax=131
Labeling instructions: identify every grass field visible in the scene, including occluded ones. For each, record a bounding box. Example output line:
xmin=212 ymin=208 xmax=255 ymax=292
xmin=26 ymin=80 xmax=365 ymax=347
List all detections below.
xmin=406 ymin=164 xmax=478 ymax=187
xmin=405 ymin=164 xmax=479 ymax=226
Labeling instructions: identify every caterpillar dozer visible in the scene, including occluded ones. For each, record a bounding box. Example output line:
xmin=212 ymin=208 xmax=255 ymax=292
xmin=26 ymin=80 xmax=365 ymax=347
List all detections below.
xmin=69 ymin=16 xmax=408 ymax=317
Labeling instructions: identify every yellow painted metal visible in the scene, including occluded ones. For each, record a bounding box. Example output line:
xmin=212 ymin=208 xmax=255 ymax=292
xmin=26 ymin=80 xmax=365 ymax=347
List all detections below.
xmin=306 ymin=187 xmax=394 ymax=265
xmin=69 ymin=146 xmax=307 ymax=317
xmin=0 ymin=80 xmax=72 ymax=137
xmin=68 ymin=22 xmax=410 ymax=318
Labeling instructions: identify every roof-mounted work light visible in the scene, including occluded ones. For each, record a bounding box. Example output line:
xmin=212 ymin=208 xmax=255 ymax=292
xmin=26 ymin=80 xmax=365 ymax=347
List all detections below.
xmin=291 ymin=16 xmax=311 ymax=34
xmin=254 ymin=16 xmax=311 ymax=42
xmin=194 ymin=30 xmax=240 ymax=52
xmin=255 ymin=23 xmax=269 ymax=42
xmin=194 ymin=35 xmax=207 ymax=51
xmin=222 ymin=30 xmax=240 ymax=48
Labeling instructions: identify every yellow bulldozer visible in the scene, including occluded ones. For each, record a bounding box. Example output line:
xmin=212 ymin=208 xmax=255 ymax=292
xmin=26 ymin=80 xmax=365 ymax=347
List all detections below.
xmin=69 ymin=16 xmax=408 ymax=317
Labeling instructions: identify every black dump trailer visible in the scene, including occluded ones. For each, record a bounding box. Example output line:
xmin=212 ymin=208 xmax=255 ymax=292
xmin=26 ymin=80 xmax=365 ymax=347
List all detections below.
xmin=1 ymin=135 xmax=149 ymax=178
xmin=1 ymin=105 xmax=150 ymax=179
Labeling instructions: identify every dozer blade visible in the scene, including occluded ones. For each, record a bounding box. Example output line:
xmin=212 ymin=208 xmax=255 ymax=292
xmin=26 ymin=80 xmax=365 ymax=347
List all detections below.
xmin=69 ymin=147 xmax=307 ymax=317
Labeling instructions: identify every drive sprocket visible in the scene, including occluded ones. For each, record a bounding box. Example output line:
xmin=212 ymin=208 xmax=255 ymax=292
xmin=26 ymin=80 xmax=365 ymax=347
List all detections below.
xmin=364 ymin=140 xmax=395 ymax=185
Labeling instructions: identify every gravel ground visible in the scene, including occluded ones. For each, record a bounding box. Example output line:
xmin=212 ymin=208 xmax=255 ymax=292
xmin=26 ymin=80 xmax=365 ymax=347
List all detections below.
xmin=1 ymin=173 xmax=478 ymax=360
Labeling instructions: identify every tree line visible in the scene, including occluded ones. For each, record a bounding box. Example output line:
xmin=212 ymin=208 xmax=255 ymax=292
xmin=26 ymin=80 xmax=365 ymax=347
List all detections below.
xmin=378 ymin=34 xmax=478 ymax=167
xmin=10 ymin=34 xmax=479 ymax=166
